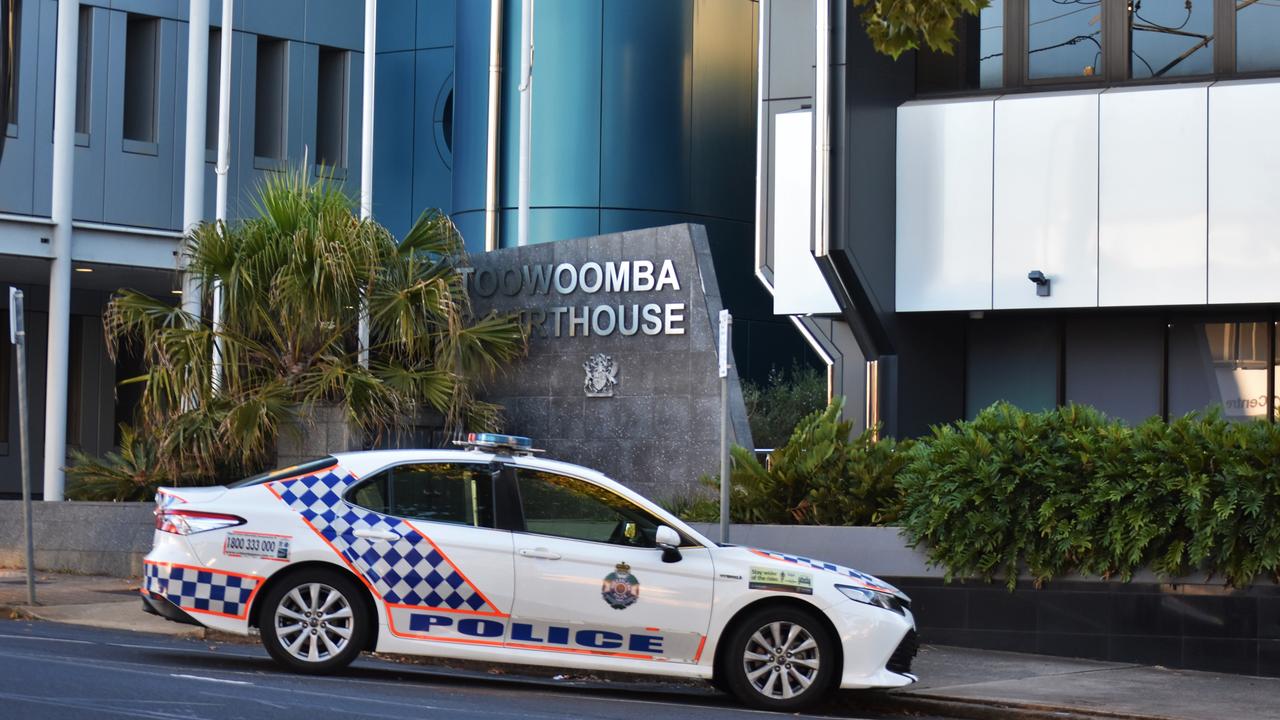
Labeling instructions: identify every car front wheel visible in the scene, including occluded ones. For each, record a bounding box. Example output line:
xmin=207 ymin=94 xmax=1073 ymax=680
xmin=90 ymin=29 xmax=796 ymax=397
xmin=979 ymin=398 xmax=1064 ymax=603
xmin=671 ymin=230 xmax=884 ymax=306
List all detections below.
xmin=722 ymin=605 xmax=837 ymax=711
xmin=260 ymin=569 xmax=369 ymax=674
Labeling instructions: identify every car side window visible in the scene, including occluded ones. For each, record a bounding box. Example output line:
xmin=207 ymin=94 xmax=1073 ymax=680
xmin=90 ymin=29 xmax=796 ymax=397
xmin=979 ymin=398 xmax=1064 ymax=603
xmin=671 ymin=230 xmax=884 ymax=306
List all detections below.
xmin=346 ymin=462 xmax=495 ymax=528
xmin=514 ymin=468 xmax=666 ymax=548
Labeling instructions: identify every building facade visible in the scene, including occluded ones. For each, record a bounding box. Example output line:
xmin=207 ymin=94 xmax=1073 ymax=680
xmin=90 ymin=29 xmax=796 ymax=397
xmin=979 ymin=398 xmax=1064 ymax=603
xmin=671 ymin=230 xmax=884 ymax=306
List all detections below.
xmin=758 ymin=0 xmax=1280 ymax=438
xmin=0 ymin=0 xmax=808 ymax=498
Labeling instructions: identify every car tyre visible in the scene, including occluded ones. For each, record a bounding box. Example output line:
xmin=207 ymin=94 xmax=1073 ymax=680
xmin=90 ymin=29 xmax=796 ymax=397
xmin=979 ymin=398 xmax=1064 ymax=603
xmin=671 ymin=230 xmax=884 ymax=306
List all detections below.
xmin=260 ymin=568 xmax=370 ymax=674
xmin=722 ymin=605 xmax=838 ymax=712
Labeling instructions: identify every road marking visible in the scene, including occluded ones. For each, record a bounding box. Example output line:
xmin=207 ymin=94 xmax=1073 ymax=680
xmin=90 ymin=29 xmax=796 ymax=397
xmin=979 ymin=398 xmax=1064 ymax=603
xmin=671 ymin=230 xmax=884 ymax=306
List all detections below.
xmin=0 ymin=632 xmax=93 ymax=644
xmin=171 ymin=673 xmax=253 ymax=686
xmin=109 ymin=641 xmax=184 ymax=651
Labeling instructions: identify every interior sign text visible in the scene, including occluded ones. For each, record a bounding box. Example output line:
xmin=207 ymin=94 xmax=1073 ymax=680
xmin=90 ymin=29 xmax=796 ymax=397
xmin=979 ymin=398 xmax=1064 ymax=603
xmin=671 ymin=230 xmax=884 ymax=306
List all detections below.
xmin=462 ymin=260 xmax=687 ymax=338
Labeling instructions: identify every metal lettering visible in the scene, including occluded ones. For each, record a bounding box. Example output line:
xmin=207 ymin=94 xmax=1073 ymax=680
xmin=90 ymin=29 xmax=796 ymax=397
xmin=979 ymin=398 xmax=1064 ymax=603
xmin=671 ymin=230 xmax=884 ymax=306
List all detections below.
xmin=618 ymin=305 xmax=640 ymax=336
xmin=605 ymin=261 xmax=630 ymax=292
xmin=522 ymin=263 xmax=553 ymax=294
xmin=568 ymin=306 xmax=589 ymax=337
xmin=664 ymin=303 xmax=686 ymax=335
xmin=550 ymin=307 xmax=568 ymax=337
xmin=579 ymin=262 xmax=604 ymax=293
xmin=641 ymin=303 xmax=663 ymax=335
xmin=553 ymin=263 xmax=578 ymax=294
xmin=655 ymin=259 xmax=679 ymax=291
xmin=591 ymin=305 xmax=617 ymax=336
xmin=632 ymin=260 xmax=655 ymax=292
xmin=500 ymin=267 xmax=522 ymax=296
xmin=474 ymin=268 xmax=498 ymax=298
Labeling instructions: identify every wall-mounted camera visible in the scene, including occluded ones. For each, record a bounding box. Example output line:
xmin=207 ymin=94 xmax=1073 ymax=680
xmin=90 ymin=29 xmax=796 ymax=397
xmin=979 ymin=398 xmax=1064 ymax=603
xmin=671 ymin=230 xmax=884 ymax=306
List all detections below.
xmin=1027 ymin=270 xmax=1050 ymax=297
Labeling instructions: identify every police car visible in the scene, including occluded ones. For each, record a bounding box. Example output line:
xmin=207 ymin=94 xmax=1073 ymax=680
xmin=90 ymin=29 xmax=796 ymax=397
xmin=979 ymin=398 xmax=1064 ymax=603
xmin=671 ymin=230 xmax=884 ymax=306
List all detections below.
xmin=141 ymin=434 xmax=917 ymax=711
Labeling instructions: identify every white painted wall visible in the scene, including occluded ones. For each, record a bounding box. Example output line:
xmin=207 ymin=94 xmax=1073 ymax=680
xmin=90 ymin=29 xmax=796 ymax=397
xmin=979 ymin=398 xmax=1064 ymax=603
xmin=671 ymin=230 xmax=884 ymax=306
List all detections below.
xmin=772 ymin=110 xmax=840 ymax=315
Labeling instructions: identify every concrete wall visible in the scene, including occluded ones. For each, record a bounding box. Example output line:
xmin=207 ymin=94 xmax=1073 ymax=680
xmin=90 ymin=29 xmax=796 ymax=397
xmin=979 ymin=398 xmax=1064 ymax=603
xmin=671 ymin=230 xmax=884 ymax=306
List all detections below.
xmin=0 ymin=500 xmax=153 ymax=577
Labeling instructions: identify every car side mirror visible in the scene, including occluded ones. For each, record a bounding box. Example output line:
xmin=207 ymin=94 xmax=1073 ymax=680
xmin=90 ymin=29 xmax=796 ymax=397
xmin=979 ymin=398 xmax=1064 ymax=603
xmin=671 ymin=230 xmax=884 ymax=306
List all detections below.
xmin=655 ymin=525 xmax=682 ymax=563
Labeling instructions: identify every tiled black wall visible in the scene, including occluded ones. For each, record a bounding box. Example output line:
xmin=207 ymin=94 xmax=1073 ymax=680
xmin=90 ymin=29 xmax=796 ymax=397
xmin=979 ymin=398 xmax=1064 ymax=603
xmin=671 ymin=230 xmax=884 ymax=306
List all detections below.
xmin=887 ymin=577 xmax=1280 ymax=677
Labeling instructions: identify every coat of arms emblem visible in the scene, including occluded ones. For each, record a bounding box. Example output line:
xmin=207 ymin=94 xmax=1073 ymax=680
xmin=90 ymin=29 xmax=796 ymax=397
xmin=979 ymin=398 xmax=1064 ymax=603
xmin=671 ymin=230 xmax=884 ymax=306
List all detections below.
xmin=601 ymin=562 xmax=640 ymax=610
xmin=583 ymin=353 xmax=618 ymax=397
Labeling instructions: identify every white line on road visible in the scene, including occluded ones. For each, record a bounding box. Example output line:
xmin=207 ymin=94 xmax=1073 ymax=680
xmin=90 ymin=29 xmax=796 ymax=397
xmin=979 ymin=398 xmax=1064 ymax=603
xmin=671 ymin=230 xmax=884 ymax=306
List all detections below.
xmin=171 ymin=673 xmax=253 ymax=686
xmin=0 ymin=632 xmax=93 ymax=644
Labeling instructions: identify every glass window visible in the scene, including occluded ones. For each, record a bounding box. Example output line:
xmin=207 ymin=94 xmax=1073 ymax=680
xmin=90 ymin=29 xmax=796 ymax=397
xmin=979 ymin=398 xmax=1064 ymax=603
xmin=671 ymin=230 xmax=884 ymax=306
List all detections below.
xmin=1169 ymin=319 xmax=1270 ymax=420
xmin=75 ymin=6 xmax=91 ymax=135
xmin=980 ymin=0 xmax=1005 ymax=87
xmin=516 ymin=469 xmax=669 ymax=548
xmin=347 ymin=463 xmax=495 ymax=528
xmin=1129 ymin=0 xmax=1213 ymax=79
xmin=965 ymin=317 xmax=1060 ymax=418
xmin=1237 ymin=1 xmax=1280 ymax=73
xmin=315 ymin=47 xmax=347 ymax=168
xmin=254 ymin=37 xmax=287 ymax=160
xmin=1028 ymin=0 xmax=1103 ymax=80
xmin=122 ymin=15 xmax=158 ymax=142
xmin=1064 ymin=316 xmax=1163 ymax=424
xmin=205 ymin=29 xmax=219 ymax=151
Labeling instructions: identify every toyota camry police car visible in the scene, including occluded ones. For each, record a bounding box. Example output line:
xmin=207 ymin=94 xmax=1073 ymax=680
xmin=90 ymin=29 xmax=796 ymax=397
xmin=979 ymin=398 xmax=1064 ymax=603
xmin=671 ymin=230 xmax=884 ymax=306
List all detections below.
xmin=141 ymin=434 xmax=917 ymax=711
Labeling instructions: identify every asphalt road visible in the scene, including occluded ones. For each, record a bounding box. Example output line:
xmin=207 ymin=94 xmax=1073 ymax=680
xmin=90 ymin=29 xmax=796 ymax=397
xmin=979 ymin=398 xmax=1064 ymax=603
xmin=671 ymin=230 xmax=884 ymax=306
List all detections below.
xmin=0 ymin=618 xmax=944 ymax=720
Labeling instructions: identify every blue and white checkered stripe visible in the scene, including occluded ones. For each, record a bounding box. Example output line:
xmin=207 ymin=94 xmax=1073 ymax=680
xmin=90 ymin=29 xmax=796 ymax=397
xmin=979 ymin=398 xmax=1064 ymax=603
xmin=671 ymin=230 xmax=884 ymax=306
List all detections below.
xmin=271 ymin=471 xmax=496 ymax=613
xmin=753 ymin=549 xmax=900 ymax=592
xmin=144 ymin=562 xmax=258 ymax=618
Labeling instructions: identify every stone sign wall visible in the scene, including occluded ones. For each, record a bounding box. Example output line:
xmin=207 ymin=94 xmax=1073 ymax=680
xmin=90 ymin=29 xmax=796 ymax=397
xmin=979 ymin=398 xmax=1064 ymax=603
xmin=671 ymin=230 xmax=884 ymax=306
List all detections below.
xmin=468 ymin=224 xmax=753 ymax=498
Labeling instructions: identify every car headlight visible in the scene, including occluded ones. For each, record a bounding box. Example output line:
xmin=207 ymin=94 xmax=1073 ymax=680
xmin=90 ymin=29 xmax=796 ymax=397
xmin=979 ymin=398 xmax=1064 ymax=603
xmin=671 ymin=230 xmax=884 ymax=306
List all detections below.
xmin=835 ymin=583 xmax=906 ymax=615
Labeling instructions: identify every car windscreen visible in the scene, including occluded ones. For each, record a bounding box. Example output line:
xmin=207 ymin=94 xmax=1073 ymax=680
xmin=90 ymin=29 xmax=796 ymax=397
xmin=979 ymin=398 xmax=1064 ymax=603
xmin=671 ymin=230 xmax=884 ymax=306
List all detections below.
xmin=228 ymin=456 xmax=338 ymax=488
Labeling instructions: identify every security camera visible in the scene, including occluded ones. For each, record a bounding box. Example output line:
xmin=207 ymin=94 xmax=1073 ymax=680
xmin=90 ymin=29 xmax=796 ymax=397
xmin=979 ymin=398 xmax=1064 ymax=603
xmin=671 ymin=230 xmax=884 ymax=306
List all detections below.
xmin=1027 ymin=270 xmax=1050 ymax=297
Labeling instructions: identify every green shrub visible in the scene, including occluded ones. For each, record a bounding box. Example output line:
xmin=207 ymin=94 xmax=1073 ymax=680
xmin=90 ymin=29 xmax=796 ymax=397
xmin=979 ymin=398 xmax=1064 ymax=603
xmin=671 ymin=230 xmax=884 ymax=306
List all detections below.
xmin=66 ymin=424 xmax=173 ymax=502
xmin=896 ymin=403 xmax=1280 ymax=588
xmin=742 ymin=363 xmax=827 ymax=449
xmin=699 ymin=398 xmax=911 ymax=525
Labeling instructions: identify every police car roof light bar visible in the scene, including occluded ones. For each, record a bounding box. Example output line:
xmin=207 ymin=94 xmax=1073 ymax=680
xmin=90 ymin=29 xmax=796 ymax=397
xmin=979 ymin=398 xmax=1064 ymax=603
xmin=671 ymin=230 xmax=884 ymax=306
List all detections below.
xmin=455 ymin=432 xmax=542 ymax=455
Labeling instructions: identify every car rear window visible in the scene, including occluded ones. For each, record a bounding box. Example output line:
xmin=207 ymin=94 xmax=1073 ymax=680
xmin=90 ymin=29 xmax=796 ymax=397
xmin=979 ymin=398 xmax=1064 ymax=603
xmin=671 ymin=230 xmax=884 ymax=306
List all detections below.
xmin=228 ymin=456 xmax=338 ymax=488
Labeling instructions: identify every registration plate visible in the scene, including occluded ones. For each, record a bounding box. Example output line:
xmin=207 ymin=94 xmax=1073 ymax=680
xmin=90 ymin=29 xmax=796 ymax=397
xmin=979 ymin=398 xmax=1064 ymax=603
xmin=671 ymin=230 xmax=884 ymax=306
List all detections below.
xmin=223 ymin=531 xmax=291 ymax=561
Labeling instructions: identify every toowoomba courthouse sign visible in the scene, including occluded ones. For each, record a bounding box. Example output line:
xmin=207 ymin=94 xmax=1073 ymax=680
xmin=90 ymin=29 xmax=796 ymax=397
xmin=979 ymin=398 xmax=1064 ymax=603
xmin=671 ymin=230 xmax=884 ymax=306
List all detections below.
xmin=468 ymin=224 xmax=753 ymax=498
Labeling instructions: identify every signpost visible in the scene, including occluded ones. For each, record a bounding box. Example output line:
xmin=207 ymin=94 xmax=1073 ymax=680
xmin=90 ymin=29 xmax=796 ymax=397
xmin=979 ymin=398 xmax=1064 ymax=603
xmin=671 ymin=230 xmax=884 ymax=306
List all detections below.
xmin=718 ymin=309 xmax=732 ymax=544
xmin=10 ymin=287 xmax=35 ymax=604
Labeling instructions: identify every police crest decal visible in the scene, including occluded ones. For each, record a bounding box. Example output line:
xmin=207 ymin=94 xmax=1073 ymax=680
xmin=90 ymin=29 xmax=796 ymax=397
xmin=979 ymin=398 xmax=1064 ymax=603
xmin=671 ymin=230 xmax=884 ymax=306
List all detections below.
xmin=601 ymin=562 xmax=640 ymax=610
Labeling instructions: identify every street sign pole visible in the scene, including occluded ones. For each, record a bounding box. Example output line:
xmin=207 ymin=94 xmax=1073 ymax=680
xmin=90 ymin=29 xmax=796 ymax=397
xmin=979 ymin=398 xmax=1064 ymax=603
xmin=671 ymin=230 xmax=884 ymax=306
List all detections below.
xmin=718 ymin=309 xmax=732 ymax=544
xmin=10 ymin=287 xmax=34 ymax=605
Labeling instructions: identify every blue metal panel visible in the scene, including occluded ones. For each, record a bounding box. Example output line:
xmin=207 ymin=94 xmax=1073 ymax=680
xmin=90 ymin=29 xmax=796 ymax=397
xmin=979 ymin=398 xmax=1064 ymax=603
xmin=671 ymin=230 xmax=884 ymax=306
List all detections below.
xmin=231 ymin=32 xmax=259 ymax=219
xmin=377 ymin=0 xmax=416 ymax=52
xmin=497 ymin=0 xmax=520 ymax=209
xmin=497 ymin=207 xmax=599 ymax=249
xmin=73 ymin=6 xmax=113 ymax=222
xmin=110 ymin=0 xmax=180 ymax=21
xmin=529 ymin=0 xmax=601 ymax=210
xmin=298 ymin=43 xmax=319 ymax=173
xmin=243 ymin=0 xmax=306 ymax=42
xmin=450 ymin=0 xmax=490 ymax=216
xmin=372 ymin=50 xmax=413 ymax=237
xmin=0 ymin=0 xmax=43 ymax=215
xmin=305 ymin=0 xmax=364 ymax=51
xmin=417 ymin=0 xmax=454 ymax=49
xmin=691 ymin=0 xmax=755 ymax=221
xmin=599 ymin=0 xmax=694 ymax=214
xmin=412 ymin=49 xmax=453 ymax=222
xmin=102 ymin=15 xmax=179 ymax=229
xmin=451 ymin=209 xmax=485 ymax=255
xmin=32 ymin=0 xmax=56 ymax=217
xmin=286 ymin=42 xmax=307 ymax=161
xmin=344 ymin=48 xmax=363 ymax=197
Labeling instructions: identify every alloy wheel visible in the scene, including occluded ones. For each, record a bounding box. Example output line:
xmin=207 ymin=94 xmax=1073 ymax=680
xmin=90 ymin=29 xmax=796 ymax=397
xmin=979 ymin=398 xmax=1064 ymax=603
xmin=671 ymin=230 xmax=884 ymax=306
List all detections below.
xmin=273 ymin=582 xmax=355 ymax=663
xmin=741 ymin=620 xmax=821 ymax=700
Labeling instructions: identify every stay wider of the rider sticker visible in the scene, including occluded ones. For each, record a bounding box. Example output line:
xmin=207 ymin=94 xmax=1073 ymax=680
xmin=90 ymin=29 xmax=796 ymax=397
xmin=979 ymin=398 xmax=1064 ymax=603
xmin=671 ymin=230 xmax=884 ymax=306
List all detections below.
xmin=223 ymin=531 xmax=291 ymax=562
xmin=749 ymin=566 xmax=813 ymax=595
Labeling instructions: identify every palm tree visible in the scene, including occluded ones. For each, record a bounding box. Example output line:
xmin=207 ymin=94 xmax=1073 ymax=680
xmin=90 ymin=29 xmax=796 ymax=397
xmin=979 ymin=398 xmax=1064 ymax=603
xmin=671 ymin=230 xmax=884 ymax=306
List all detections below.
xmin=99 ymin=169 xmax=525 ymax=486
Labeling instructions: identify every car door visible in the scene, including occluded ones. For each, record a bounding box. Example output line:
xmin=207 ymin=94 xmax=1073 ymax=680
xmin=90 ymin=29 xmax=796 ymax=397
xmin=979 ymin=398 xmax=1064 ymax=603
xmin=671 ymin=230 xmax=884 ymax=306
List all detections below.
xmin=340 ymin=460 xmax=515 ymax=646
xmin=505 ymin=464 xmax=714 ymax=664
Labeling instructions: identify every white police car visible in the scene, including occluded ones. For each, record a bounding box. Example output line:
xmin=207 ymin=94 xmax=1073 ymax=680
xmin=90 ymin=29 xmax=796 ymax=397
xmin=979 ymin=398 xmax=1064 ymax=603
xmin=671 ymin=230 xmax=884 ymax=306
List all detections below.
xmin=142 ymin=434 xmax=916 ymax=711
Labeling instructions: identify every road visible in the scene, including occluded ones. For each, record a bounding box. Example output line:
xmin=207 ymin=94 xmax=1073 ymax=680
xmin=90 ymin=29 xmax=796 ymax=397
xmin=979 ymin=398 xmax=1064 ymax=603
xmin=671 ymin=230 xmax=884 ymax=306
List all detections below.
xmin=0 ymin=619 xmax=945 ymax=720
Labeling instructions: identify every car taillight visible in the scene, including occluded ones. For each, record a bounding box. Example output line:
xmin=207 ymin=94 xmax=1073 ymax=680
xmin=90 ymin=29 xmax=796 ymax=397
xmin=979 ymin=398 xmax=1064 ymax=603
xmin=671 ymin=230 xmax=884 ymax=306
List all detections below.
xmin=155 ymin=509 xmax=245 ymax=535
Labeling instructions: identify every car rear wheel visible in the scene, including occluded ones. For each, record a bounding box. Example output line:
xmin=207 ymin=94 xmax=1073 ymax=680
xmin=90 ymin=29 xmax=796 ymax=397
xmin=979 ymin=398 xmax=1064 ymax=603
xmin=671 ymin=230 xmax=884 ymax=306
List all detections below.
xmin=260 ymin=569 xmax=369 ymax=674
xmin=722 ymin=605 xmax=837 ymax=711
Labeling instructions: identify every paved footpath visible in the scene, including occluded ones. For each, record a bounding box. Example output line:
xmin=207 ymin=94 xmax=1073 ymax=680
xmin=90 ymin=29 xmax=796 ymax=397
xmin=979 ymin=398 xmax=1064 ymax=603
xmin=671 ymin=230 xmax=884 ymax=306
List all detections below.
xmin=3 ymin=568 xmax=1279 ymax=720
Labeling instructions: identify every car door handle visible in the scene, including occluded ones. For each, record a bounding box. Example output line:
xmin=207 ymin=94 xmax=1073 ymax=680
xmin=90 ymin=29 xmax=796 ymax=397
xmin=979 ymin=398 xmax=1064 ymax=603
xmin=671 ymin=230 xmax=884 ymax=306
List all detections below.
xmin=518 ymin=548 xmax=561 ymax=560
xmin=353 ymin=528 xmax=400 ymax=542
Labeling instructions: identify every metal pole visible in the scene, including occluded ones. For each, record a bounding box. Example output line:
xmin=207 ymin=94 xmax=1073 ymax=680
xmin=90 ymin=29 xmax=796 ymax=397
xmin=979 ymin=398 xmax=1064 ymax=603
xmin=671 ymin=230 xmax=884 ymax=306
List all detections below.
xmin=516 ymin=0 xmax=532 ymax=247
xmin=484 ymin=0 xmax=503 ymax=251
xmin=43 ymin=0 xmax=80 ymax=503
xmin=12 ymin=288 xmax=35 ymax=605
xmin=718 ymin=309 xmax=732 ymax=544
xmin=212 ymin=0 xmax=234 ymax=392
xmin=358 ymin=0 xmax=376 ymax=367
xmin=181 ymin=0 xmax=210 ymax=322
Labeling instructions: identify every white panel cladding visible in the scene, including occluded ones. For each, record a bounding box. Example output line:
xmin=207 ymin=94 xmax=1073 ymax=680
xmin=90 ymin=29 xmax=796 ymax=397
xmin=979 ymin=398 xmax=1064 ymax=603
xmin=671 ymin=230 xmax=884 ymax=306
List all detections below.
xmin=1098 ymin=84 xmax=1209 ymax=307
xmin=895 ymin=98 xmax=994 ymax=312
xmin=993 ymin=90 xmax=1100 ymax=309
xmin=1208 ymin=80 xmax=1280 ymax=304
xmin=773 ymin=110 xmax=840 ymax=315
